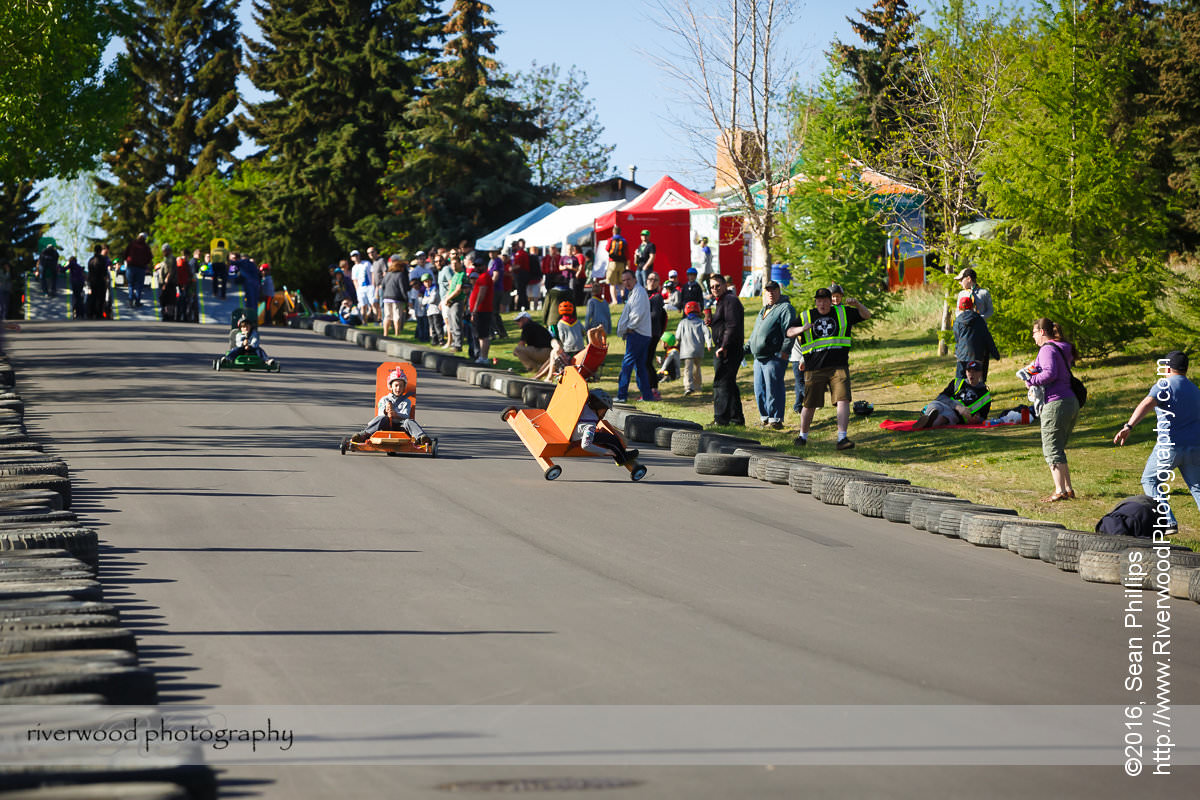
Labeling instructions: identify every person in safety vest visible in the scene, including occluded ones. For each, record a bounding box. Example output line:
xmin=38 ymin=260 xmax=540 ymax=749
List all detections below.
xmin=914 ymin=360 xmax=993 ymax=429
xmin=785 ymin=285 xmax=871 ymax=450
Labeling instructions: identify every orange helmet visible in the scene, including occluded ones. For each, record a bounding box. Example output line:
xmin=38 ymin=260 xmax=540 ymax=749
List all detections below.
xmin=557 ymin=300 xmax=575 ymax=316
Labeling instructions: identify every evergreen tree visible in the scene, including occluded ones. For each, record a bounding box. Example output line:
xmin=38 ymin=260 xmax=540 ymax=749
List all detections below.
xmin=1149 ymin=0 xmax=1200 ymax=249
xmin=385 ymin=0 xmax=539 ymax=248
xmin=97 ymin=0 xmax=240 ymax=249
xmin=834 ymin=0 xmax=921 ymax=146
xmin=975 ymin=0 xmax=1168 ymax=356
xmin=506 ymin=62 xmax=614 ymax=196
xmin=0 ymin=182 xmax=44 ymax=264
xmin=241 ymin=0 xmax=441 ymax=292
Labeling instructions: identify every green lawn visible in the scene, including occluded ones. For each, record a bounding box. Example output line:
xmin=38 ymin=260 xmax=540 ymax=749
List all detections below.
xmin=364 ymin=290 xmax=1199 ymax=549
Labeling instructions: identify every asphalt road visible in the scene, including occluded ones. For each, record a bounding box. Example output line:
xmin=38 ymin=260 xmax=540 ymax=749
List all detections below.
xmin=7 ymin=321 xmax=1199 ymax=798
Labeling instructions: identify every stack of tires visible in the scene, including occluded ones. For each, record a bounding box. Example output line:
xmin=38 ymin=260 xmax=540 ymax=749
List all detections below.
xmin=0 ymin=359 xmax=217 ymax=799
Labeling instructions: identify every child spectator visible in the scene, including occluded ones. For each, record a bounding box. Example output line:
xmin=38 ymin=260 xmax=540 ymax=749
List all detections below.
xmin=337 ymin=299 xmax=362 ymax=326
xmin=679 ymin=267 xmax=704 ymax=309
xmin=410 ymin=279 xmax=427 ymax=341
xmin=554 ymin=301 xmax=586 ymax=362
xmin=657 ymin=332 xmax=680 ymax=381
xmin=350 ymin=368 xmax=431 ymax=445
xmin=422 ymin=275 xmax=444 ymax=345
xmin=675 ymin=300 xmax=707 ymax=396
xmin=584 ymin=283 xmax=611 ymax=335
xmin=226 ymin=319 xmax=276 ymax=367
xmin=572 ymin=389 xmax=638 ymax=465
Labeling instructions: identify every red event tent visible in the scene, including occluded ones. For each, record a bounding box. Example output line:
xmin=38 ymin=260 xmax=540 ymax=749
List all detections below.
xmin=594 ymin=175 xmax=716 ymax=280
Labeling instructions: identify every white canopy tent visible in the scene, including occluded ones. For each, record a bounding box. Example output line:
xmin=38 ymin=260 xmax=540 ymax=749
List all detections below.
xmin=504 ymin=199 xmax=625 ymax=252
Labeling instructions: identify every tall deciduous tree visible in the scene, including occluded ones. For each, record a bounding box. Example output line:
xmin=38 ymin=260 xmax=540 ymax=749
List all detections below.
xmin=865 ymin=0 xmax=1020 ymax=354
xmin=150 ymin=162 xmax=272 ymax=266
xmin=975 ymin=0 xmax=1168 ymax=356
xmin=835 ymin=0 xmax=921 ymax=146
xmin=0 ymin=1 xmax=126 ymax=183
xmin=506 ymin=62 xmax=615 ymax=196
xmin=97 ymin=0 xmax=240 ymax=249
xmin=242 ymin=0 xmax=441 ymax=290
xmin=385 ymin=0 xmax=538 ymax=248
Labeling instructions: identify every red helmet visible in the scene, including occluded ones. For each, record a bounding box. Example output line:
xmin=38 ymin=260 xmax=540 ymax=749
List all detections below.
xmin=684 ymin=301 xmax=701 ymax=316
xmin=557 ymin=300 xmax=575 ymax=316
xmin=260 ymin=262 xmax=271 ymax=272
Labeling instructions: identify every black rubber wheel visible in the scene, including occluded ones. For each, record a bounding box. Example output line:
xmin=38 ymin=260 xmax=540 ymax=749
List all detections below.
xmin=631 ymin=464 xmax=648 ymax=482
xmin=430 ymin=438 xmax=439 ymax=458
xmin=339 ymin=438 xmax=349 ymax=455
xmin=545 ymin=465 xmax=562 ymax=481
xmin=500 ymin=406 xmax=518 ymax=422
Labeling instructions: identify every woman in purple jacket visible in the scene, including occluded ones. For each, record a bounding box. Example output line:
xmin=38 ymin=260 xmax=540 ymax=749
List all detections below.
xmin=1024 ymin=318 xmax=1079 ymax=502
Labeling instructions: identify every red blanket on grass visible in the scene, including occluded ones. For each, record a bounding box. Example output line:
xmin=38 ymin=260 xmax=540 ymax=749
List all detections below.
xmin=879 ymin=419 xmax=1016 ymax=432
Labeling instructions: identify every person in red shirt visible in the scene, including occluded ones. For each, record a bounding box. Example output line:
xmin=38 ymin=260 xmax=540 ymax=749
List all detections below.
xmin=469 ymin=261 xmax=494 ymax=364
xmin=512 ymin=239 xmax=530 ymax=311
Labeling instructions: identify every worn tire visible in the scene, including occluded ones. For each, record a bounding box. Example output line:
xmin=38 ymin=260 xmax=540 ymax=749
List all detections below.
xmin=1055 ymin=532 xmax=1144 ymax=572
xmin=0 ymin=626 xmax=137 ymax=655
xmin=813 ymin=469 xmax=887 ymax=505
xmin=0 ymin=600 xmax=117 ymax=618
xmin=786 ymin=463 xmax=824 ymax=494
xmin=962 ymin=514 xmax=1025 ymax=547
xmin=0 ymin=490 xmax=63 ymax=510
xmin=0 ymin=782 xmax=187 ymax=799
xmin=0 ymin=528 xmax=98 ymax=567
xmin=670 ymin=429 xmax=703 ymax=457
xmin=762 ymin=458 xmax=804 ymax=485
xmin=1010 ymin=524 xmax=1066 ymax=558
xmin=521 ymin=382 xmax=554 ymax=409
xmin=438 ymin=356 xmax=465 ymax=377
xmin=693 ymin=453 xmax=751 ymax=476
xmin=701 ymin=435 xmax=762 ymax=454
xmin=0 ymin=614 xmax=119 ymax=631
xmin=654 ymin=426 xmax=685 ymax=448
xmin=845 ymin=478 xmax=912 ymax=515
xmin=1169 ymin=566 xmax=1197 ymax=598
xmin=935 ymin=505 xmax=1017 ymax=538
xmin=881 ymin=490 xmax=957 ymax=524
xmin=909 ymin=498 xmax=971 ymax=532
xmin=1079 ymin=550 xmax=1124 ymax=584
xmin=623 ymin=414 xmax=665 ymax=443
xmin=0 ymin=475 xmax=71 ymax=508
xmin=1039 ymin=529 xmax=1061 ymax=564
xmin=0 ymin=580 xmax=102 ymax=602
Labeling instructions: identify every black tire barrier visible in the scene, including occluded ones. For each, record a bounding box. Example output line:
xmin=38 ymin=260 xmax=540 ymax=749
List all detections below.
xmin=0 ymin=461 xmax=70 ymax=479
xmin=1039 ymin=529 xmax=1061 ymax=564
xmin=1171 ymin=566 xmax=1197 ymax=598
xmin=909 ymin=498 xmax=974 ymax=532
xmin=0 ymin=580 xmax=102 ymax=602
xmin=881 ymin=491 xmax=959 ymax=524
xmin=1080 ymin=550 xmax=1124 ymax=584
xmin=0 ymin=528 xmax=98 ymax=567
xmin=813 ymin=468 xmax=889 ymax=505
xmin=935 ymin=505 xmax=1018 ymax=538
xmin=701 ymin=435 xmax=762 ymax=454
xmin=670 ymin=429 xmax=703 ymax=457
xmin=521 ymin=383 xmax=554 ymax=409
xmin=1000 ymin=523 xmax=1066 ymax=557
xmin=0 ymin=490 xmax=64 ymax=510
xmin=0 ymin=475 xmax=71 ymax=509
xmin=693 ymin=453 xmax=751 ymax=476
xmin=0 ymin=626 xmax=137 ymax=655
xmin=961 ymin=516 xmax=1060 ymax=548
xmin=654 ymin=426 xmax=687 ymax=448
xmin=844 ymin=478 xmax=912 ymax=516
xmin=1055 ymin=532 xmax=1145 ymax=573
xmin=438 ymin=356 xmax=466 ymax=377
xmin=0 ymin=600 xmax=118 ymax=619
xmin=0 ymin=613 xmax=119 ymax=631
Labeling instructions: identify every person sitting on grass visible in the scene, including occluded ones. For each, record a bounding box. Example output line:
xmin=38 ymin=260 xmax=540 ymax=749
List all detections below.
xmin=226 ymin=318 xmax=277 ymax=367
xmin=350 ymin=368 xmax=432 ymax=445
xmin=914 ymin=360 xmax=992 ymax=429
xmin=572 ymin=388 xmax=638 ymax=465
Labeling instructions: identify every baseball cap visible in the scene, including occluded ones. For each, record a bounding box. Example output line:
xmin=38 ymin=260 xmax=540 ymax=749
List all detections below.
xmin=965 ymin=360 xmax=983 ymax=372
xmin=829 ymin=283 xmax=844 ymax=294
xmin=815 ymin=287 xmax=832 ymax=299
xmin=415 ymin=250 xmax=426 ymax=257
xmin=686 ymin=267 xmax=698 ymax=274
xmin=958 ymin=295 xmax=974 ymax=310
xmin=764 ymin=280 xmax=780 ymax=291
xmin=955 ymin=267 xmax=976 ymax=281
xmin=421 ymin=273 xmax=433 ymax=282
xmin=1166 ymin=350 xmax=1189 ymax=373
xmin=515 ymin=311 xmax=532 ymax=322
xmin=668 ymin=269 xmax=678 ymax=277
xmin=350 ymin=249 xmax=360 ymax=257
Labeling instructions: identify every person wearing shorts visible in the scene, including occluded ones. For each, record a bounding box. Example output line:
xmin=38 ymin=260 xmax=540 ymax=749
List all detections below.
xmin=605 ymin=226 xmax=629 ymax=304
xmin=379 ymin=256 xmax=408 ymax=338
xmin=787 ymin=286 xmax=871 ymax=450
xmin=469 ymin=260 xmax=493 ymax=364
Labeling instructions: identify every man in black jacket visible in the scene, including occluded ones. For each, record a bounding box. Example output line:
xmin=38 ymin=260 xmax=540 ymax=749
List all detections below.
xmin=953 ymin=294 xmax=1000 ymax=380
xmin=513 ymin=311 xmax=554 ymax=372
xmin=708 ymin=273 xmax=745 ymax=426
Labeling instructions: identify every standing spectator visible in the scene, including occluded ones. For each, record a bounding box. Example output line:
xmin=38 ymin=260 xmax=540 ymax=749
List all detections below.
xmin=526 ymin=245 xmax=543 ymax=311
xmin=87 ymin=244 xmax=109 ymax=319
xmin=210 ymin=241 xmax=228 ymax=298
xmin=1113 ymin=350 xmax=1199 ymax=534
xmin=436 ymin=253 xmax=453 ymax=306
xmin=368 ymin=246 xmax=387 ymax=322
xmin=676 ymin=300 xmax=707 ymax=396
xmin=644 ymin=271 xmax=666 ymax=399
xmin=605 ymin=226 xmax=628 ymax=304
xmin=679 ymin=267 xmax=704 ymax=309
xmin=176 ymin=256 xmax=195 ymax=321
xmin=233 ymin=252 xmax=262 ymax=323
xmin=748 ymin=281 xmax=797 ymax=429
xmin=123 ymin=233 xmax=152 ymax=308
xmin=707 ymin=273 xmax=746 ymax=426
xmin=67 ymin=257 xmax=85 ymax=319
xmin=788 ymin=338 xmax=806 ymax=415
xmin=442 ymin=254 xmax=467 ymax=352
xmin=332 ymin=261 xmax=355 ymax=308
xmin=615 ymin=268 xmax=655 ymax=403
xmin=584 ymin=282 xmax=611 ymax=336
xmin=634 ymin=229 xmax=656 ymax=288
xmin=259 ymin=263 xmax=274 ymax=324
xmin=787 ymin=286 xmax=871 ymax=449
xmin=380 ymin=255 xmax=408 ymax=338
xmin=37 ymin=244 xmax=60 ymax=296
xmin=0 ymin=261 xmax=11 ymax=339
xmin=1023 ymin=317 xmax=1079 ymax=502
xmin=953 ymin=294 xmax=1000 ymax=380
xmin=350 ymin=250 xmax=372 ymax=321
xmin=512 ymin=240 xmax=530 ymax=311
xmin=699 ymin=236 xmax=713 ymax=291
xmin=422 ymin=274 xmax=443 ymax=345
xmin=157 ymin=244 xmax=177 ymax=321
xmin=955 ymin=267 xmax=994 ymax=320
xmin=543 ymin=245 xmax=562 ymax=291
xmin=468 ymin=254 xmax=494 ymax=363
